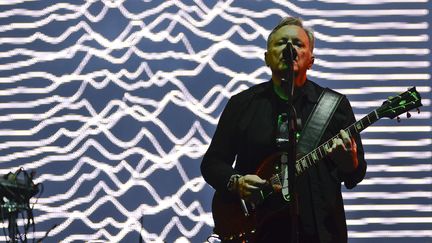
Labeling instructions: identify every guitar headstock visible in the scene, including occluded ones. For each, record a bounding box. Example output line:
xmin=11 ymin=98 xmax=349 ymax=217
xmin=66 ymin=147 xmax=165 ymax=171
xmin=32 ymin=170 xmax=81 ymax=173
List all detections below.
xmin=377 ymin=87 xmax=423 ymax=120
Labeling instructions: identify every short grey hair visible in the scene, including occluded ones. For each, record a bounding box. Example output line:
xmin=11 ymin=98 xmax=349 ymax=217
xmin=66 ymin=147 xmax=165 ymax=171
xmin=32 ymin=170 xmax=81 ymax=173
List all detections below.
xmin=267 ymin=17 xmax=315 ymax=51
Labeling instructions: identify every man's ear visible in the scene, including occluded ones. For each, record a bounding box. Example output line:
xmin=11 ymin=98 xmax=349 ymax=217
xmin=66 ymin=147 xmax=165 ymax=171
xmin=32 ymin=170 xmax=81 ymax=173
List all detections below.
xmin=264 ymin=51 xmax=269 ymax=66
xmin=308 ymin=55 xmax=315 ymax=69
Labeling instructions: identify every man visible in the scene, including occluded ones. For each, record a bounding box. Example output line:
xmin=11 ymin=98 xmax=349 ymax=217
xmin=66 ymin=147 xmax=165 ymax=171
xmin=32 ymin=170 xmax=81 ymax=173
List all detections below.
xmin=201 ymin=17 xmax=366 ymax=243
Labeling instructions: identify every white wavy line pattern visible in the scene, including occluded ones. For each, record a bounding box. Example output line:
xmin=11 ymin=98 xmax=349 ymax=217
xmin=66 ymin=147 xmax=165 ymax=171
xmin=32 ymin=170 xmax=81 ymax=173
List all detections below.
xmin=0 ymin=0 xmax=430 ymax=242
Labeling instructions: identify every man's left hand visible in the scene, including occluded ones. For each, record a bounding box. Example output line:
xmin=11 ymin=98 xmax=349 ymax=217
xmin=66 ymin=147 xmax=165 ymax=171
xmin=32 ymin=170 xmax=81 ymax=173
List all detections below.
xmin=326 ymin=129 xmax=359 ymax=173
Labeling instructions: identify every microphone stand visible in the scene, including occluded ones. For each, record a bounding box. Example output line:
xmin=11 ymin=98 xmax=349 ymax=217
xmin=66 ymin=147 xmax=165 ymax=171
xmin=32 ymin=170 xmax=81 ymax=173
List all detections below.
xmin=280 ymin=44 xmax=299 ymax=243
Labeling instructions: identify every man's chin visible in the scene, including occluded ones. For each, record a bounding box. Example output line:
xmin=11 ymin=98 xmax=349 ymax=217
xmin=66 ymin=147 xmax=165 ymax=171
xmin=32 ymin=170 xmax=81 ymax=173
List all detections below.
xmin=279 ymin=63 xmax=298 ymax=71
xmin=277 ymin=67 xmax=298 ymax=76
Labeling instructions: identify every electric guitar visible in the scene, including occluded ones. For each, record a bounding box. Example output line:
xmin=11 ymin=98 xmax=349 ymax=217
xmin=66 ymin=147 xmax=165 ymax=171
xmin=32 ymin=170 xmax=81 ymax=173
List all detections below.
xmin=212 ymin=87 xmax=423 ymax=242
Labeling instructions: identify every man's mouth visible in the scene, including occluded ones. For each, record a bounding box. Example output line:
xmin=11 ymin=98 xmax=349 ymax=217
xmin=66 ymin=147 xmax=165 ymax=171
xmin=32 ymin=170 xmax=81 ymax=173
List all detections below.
xmin=281 ymin=58 xmax=297 ymax=63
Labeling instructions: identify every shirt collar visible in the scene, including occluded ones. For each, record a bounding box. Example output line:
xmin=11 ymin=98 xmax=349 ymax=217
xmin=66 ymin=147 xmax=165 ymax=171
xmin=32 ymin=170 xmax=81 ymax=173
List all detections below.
xmin=270 ymin=79 xmax=319 ymax=104
xmin=301 ymin=79 xmax=320 ymax=103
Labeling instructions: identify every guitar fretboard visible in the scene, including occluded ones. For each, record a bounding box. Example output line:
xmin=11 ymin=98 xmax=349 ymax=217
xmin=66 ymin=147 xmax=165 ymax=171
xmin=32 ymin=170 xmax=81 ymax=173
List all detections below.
xmin=293 ymin=109 xmax=379 ymax=175
xmin=270 ymin=110 xmax=381 ymax=186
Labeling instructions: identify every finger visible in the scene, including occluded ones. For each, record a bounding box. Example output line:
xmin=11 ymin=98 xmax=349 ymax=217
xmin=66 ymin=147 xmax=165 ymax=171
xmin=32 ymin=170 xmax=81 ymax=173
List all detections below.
xmin=243 ymin=184 xmax=262 ymax=191
xmin=239 ymin=188 xmax=260 ymax=201
xmin=333 ymin=138 xmax=343 ymax=149
xmin=344 ymin=137 xmax=357 ymax=155
xmin=248 ymin=180 xmax=267 ymax=188
xmin=238 ymin=176 xmax=265 ymax=192
xmin=243 ymin=175 xmax=267 ymax=186
xmin=339 ymin=130 xmax=351 ymax=144
xmin=331 ymin=137 xmax=353 ymax=153
xmin=340 ymin=137 xmax=351 ymax=151
xmin=343 ymin=143 xmax=351 ymax=152
xmin=351 ymin=137 xmax=357 ymax=150
xmin=326 ymin=138 xmax=339 ymax=153
xmin=338 ymin=138 xmax=351 ymax=152
xmin=240 ymin=190 xmax=251 ymax=199
xmin=272 ymin=184 xmax=282 ymax=192
xmin=339 ymin=129 xmax=349 ymax=139
xmin=325 ymin=139 xmax=336 ymax=152
xmin=344 ymin=139 xmax=353 ymax=151
xmin=238 ymin=183 xmax=253 ymax=199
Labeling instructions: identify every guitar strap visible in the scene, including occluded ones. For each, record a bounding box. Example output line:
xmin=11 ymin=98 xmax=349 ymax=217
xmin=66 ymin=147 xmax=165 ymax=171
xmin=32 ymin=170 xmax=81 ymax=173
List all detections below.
xmin=281 ymin=88 xmax=342 ymax=201
xmin=297 ymin=88 xmax=343 ymax=155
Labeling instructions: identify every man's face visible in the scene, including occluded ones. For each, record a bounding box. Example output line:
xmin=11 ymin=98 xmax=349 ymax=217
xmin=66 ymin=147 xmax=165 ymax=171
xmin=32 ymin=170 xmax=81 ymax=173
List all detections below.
xmin=265 ymin=25 xmax=314 ymax=83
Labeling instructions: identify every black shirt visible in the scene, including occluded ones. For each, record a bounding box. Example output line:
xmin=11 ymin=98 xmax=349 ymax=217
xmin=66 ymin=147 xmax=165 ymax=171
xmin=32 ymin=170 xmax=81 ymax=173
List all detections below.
xmin=201 ymin=79 xmax=367 ymax=243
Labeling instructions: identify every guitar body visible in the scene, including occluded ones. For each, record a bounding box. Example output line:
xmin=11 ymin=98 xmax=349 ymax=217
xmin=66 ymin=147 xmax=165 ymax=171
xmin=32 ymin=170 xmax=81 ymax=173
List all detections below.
xmin=212 ymin=192 xmax=257 ymax=242
xmin=212 ymin=153 xmax=282 ymax=242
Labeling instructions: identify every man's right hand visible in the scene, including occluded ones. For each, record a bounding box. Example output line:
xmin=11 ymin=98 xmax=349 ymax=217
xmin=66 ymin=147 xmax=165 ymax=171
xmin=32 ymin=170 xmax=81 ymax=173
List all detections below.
xmin=236 ymin=174 xmax=267 ymax=202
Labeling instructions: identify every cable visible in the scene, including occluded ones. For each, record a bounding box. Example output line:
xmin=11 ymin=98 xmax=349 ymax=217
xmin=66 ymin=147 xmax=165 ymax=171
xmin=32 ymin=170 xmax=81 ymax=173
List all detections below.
xmin=0 ymin=206 xmax=9 ymax=243
xmin=30 ymin=183 xmax=43 ymax=243
xmin=36 ymin=223 xmax=57 ymax=243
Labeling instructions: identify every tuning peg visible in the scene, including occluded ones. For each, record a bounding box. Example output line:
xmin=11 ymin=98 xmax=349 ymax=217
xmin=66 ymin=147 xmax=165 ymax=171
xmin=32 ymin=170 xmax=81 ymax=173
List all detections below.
xmin=416 ymin=108 xmax=421 ymax=114
xmin=397 ymin=116 xmax=401 ymax=122
xmin=407 ymin=112 xmax=411 ymax=118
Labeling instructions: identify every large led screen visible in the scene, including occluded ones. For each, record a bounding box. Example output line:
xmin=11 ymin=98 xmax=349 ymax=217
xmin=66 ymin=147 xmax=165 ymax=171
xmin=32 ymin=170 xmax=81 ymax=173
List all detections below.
xmin=0 ymin=1 xmax=430 ymax=242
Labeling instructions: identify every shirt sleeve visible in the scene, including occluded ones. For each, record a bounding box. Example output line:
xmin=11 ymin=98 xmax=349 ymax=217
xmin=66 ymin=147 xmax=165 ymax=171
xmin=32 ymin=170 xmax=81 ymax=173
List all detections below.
xmin=200 ymin=97 xmax=241 ymax=193
xmin=331 ymin=96 xmax=367 ymax=189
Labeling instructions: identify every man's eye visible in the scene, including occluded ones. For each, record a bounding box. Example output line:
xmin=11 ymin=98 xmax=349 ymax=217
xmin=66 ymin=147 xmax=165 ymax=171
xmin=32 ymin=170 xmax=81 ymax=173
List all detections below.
xmin=294 ymin=42 xmax=303 ymax=47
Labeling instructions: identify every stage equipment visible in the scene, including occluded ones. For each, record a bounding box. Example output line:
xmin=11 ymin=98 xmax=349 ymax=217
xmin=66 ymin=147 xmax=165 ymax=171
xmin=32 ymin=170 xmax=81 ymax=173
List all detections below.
xmin=0 ymin=168 xmax=40 ymax=243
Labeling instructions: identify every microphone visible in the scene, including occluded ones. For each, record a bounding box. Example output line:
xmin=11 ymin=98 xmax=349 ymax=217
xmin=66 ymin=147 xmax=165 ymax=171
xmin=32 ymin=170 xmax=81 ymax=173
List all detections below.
xmin=283 ymin=42 xmax=297 ymax=62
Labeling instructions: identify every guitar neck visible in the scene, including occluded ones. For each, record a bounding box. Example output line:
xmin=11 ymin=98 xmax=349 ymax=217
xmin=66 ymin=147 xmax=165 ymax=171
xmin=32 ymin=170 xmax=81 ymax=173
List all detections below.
xmin=263 ymin=87 xmax=420 ymax=204
xmin=294 ymin=109 xmax=380 ymax=175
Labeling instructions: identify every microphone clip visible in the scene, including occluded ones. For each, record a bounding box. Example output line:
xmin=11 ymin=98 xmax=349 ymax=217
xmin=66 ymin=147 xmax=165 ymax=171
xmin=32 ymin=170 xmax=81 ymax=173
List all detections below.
xmin=283 ymin=42 xmax=297 ymax=63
